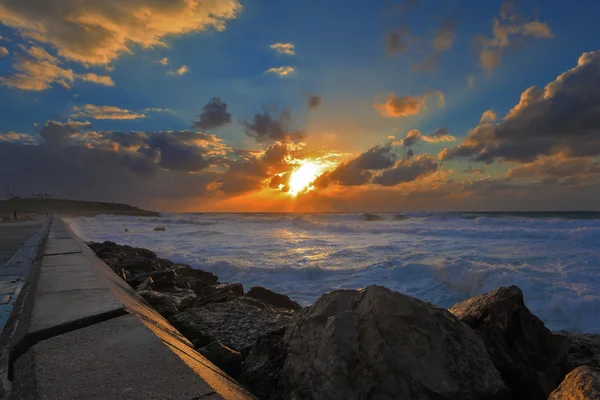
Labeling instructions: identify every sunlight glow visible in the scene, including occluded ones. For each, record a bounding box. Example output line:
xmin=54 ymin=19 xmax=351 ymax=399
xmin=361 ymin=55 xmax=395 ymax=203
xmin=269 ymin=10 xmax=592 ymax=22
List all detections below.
xmin=288 ymin=161 xmax=323 ymax=196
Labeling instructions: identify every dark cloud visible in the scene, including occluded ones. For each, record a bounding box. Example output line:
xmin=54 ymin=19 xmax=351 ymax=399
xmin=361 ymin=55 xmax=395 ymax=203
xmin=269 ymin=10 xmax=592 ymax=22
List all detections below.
xmin=39 ymin=120 xmax=91 ymax=145
xmin=440 ymin=51 xmax=600 ymax=164
xmin=317 ymin=144 xmax=398 ymax=187
xmin=146 ymin=135 xmax=209 ymax=172
xmin=0 ymin=141 xmax=216 ymax=206
xmin=507 ymin=156 xmax=600 ymax=180
xmin=242 ymin=110 xmax=304 ymax=143
xmin=372 ymin=154 xmax=439 ymax=186
xmin=386 ymin=26 xmax=410 ymax=55
xmin=403 ymin=129 xmax=420 ymax=147
xmin=307 ymin=94 xmax=322 ymax=109
xmin=352 ymin=144 xmax=398 ymax=170
xmin=192 ymin=97 xmax=232 ymax=131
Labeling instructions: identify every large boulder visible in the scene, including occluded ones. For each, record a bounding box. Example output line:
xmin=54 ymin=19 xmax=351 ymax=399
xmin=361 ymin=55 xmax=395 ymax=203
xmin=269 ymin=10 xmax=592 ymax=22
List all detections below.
xmin=239 ymin=327 xmax=288 ymax=399
xmin=549 ymin=366 xmax=600 ymax=399
xmin=117 ymin=255 xmax=161 ymax=273
xmin=270 ymin=286 xmax=509 ymax=400
xmin=246 ymin=286 xmax=301 ymax=310
xmin=139 ymin=288 xmax=196 ymax=318
xmin=553 ymin=331 xmax=600 ymax=372
xmin=169 ymin=299 xmax=293 ymax=352
xmin=194 ymin=283 xmax=244 ymax=308
xmin=450 ymin=285 xmax=566 ymax=399
xmin=198 ymin=342 xmax=243 ymax=378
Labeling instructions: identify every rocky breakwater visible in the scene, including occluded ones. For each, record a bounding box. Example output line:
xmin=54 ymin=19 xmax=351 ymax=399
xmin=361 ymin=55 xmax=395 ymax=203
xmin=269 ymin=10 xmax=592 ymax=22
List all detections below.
xmin=89 ymin=241 xmax=600 ymax=399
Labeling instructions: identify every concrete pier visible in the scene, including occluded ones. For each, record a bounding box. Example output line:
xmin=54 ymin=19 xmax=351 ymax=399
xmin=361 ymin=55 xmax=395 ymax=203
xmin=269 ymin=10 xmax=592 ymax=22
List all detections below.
xmin=0 ymin=217 xmax=255 ymax=399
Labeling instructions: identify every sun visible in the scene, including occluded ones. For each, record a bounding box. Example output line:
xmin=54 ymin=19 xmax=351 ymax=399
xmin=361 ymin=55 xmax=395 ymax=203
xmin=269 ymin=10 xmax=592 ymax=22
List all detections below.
xmin=288 ymin=161 xmax=323 ymax=196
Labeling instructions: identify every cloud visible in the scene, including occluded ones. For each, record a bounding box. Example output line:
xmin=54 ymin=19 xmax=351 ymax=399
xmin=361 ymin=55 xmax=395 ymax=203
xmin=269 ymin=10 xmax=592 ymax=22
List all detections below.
xmin=167 ymin=65 xmax=189 ymax=76
xmin=432 ymin=18 xmax=455 ymax=52
xmin=39 ymin=120 xmax=91 ymax=145
xmin=78 ymin=73 xmax=114 ymax=86
xmin=71 ymin=105 xmax=146 ymax=120
xmin=372 ymin=154 xmax=439 ymax=186
xmin=506 ymin=155 xmax=600 ymax=180
xmin=307 ymin=94 xmax=322 ymax=109
xmin=0 ymin=47 xmax=8 ymax=57
xmin=386 ymin=26 xmax=410 ymax=55
xmin=464 ymin=166 xmax=485 ymax=174
xmin=159 ymin=57 xmax=169 ymax=66
xmin=403 ymin=129 xmax=421 ymax=147
xmin=0 ymin=50 xmax=74 ymax=91
xmin=0 ymin=132 xmax=36 ymax=144
xmin=270 ymin=43 xmax=295 ymax=56
xmin=266 ymin=66 xmax=295 ymax=77
xmin=192 ymin=97 xmax=232 ymax=131
xmin=144 ymin=108 xmax=172 ymax=113
xmin=477 ymin=2 xmax=553 ymax=71
xmin=317 ymin=144 xmax=398 ymax=187
xmin=421 ymin=128 xmax=456 ymax=143
xmin=467 ymin=75 xmax=475 ymax=88
xmin=242 ymin=109 xmax=304 ymax=143
xmin=0 ymin=45 xmax=114 ymax=91
xmin=441 ymin=50 xmax=600 ymax=164
xmin=374 ymin=90 xmax=444 ymax=117
xmin=402 ymin=128 xmax=456 ymax=146
xmin=480 ymin=109 xmax=497 ymax=123
xmin=0 ymin=0 xmax=241 ymax=66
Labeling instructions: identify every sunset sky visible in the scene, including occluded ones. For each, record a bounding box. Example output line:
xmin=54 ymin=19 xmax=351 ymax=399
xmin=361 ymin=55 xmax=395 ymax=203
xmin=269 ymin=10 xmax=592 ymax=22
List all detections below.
xmin=1 ymin=0 xmax=600 ymax=212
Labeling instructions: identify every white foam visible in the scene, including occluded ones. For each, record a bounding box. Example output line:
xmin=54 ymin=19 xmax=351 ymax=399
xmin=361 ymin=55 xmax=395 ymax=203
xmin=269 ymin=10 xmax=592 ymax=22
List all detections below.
xmin=65 ymin=212 xmax=600 ymax=333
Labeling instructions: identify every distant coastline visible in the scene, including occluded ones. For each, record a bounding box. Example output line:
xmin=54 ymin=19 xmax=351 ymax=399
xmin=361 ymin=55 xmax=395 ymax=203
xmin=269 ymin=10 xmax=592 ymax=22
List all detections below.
xmin=0 ymin=197 xmax=159 ymax=218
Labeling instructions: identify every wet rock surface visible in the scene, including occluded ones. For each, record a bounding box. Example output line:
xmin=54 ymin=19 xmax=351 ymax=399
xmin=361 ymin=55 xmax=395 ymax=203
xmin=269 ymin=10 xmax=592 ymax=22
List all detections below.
xmin=450 ymin=285 xmax=566 ymax=399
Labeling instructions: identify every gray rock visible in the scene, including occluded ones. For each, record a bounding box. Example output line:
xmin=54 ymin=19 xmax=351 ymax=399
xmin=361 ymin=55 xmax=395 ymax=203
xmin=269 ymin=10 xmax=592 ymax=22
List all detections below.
xmin=117 ymin=255 xmax=160 ymax=273
xmin=246 ymin=286 xmax=301 ymax=310
xmin=139 ymin=288 xmax=197 ymax=318
xmin=169 ymin=299 xmax=293 ymax=351
xmin=135 ymin=277 xmax=154 ymax=292
xmin=549 ymin=366 xmax=600 ymax=399
xmin=553 ymin=331 xmax=600 ymax=372
xmin=194 ymin=283 xmax=244 ymax=308
xmin=198 ymin=342 xmax=243 ymax=378
xmin=135 ymin=247 xmax=157 ymax=259
xmin=199 ymin=283 xmax=244 ymax=297
xmin=240 ymin=327 xmax=288 ymax=399
xmin=278 ymin=285 xmax=509 ymax=400
xmin=139 ymin=290 xmax=179 ymax=318
xmin=450 ymin=285 xmax=566 ymax=399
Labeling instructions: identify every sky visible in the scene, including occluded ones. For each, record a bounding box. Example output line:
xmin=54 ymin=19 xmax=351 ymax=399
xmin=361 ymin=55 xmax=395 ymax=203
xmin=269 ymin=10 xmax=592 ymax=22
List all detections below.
xmin=1 ymin=0 xmax=600 ymax=212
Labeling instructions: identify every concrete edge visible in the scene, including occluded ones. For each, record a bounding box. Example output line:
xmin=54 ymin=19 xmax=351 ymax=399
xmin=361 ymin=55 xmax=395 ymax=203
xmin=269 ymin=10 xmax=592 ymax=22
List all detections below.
xmin=0 ymin=216 xmax=52 ymax=398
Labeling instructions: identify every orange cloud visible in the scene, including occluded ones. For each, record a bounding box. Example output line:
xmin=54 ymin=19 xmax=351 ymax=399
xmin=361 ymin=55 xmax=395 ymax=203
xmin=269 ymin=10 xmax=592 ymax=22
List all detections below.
xmin=78 ymin=73 xmax=114 ymax=86
xmin=477 ymin=3 xmax=553 ymax=71
xmin=266 ymin=66 xmax=295 ymax=77
xmin=0 ymin=0 xmax=242 ymax=65
xmin=0 ymin=47 xmax=9 ymax=57
xmin=270 ymin=43 xmax=295 ymax=56
xmin=71 ymin=105 xmax=146 ymax=120
xmin=374 ymin=90 xmax=444 ymax=118
xmin=480 ymin=109 xmax=497 ymax=123
xmin=167 ymin=65 xmax=189 ymax=76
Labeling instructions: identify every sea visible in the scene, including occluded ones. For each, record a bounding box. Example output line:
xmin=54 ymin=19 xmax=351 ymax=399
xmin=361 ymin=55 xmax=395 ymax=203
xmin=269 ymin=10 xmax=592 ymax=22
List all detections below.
xmin=66 ymin=212 xmax=600 ymax=333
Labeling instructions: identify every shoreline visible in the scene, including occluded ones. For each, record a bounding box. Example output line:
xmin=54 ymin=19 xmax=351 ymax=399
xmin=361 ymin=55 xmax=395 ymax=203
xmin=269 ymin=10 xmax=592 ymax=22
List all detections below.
xmin=88 ymin=239 xmax=600 ymax=399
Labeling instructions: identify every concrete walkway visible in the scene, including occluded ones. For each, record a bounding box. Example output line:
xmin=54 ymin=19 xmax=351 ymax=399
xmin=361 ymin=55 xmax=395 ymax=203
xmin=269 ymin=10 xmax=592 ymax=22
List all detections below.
xmin=4 ymin=217 xmax=255 ymax=399
xmin=0 ymin=217 xmax=49 ymax=333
